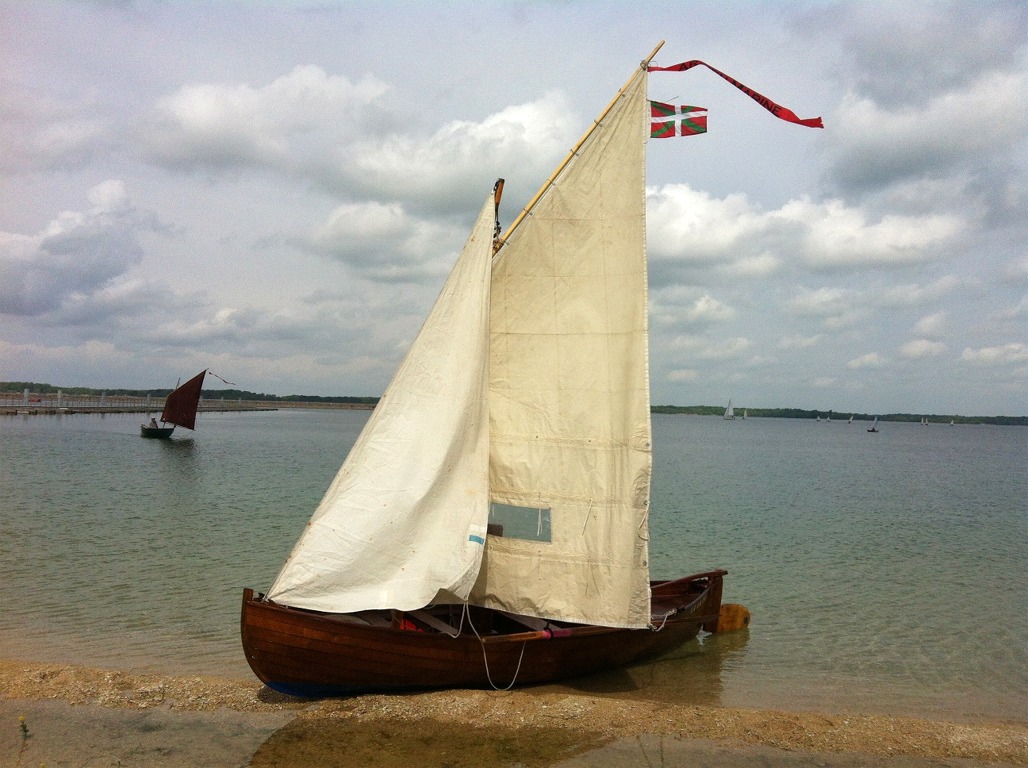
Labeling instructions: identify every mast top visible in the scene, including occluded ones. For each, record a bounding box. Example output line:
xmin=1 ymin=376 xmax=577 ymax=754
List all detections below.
xmin=495 ymin=43 xmax=664 ymax=252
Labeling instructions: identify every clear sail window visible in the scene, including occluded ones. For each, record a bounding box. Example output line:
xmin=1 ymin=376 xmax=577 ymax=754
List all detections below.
xmin=488 ymin=502 xmax=552 ymax=542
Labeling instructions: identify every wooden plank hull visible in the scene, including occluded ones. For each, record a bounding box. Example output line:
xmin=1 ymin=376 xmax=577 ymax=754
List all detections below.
xmin=240 ymin=570 xmax=725 ymax=697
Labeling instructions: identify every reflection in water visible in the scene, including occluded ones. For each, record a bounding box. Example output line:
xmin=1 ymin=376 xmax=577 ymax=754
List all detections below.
xmin=249 ymin=714 xmax=602 ymax=768
xmin=159 ymin=437 xmax=195 ymax=451
xmin=548 ymin=628 xmax=751 ymax=706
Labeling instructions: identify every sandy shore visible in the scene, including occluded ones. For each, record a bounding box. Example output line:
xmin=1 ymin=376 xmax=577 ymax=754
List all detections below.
xmin=1 ymin=660 xmax=1025 ymax=767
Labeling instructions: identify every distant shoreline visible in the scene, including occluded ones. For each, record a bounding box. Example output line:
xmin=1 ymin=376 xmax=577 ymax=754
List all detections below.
xmin=4 ymin=392 xmax=1023 ymax=423
xmin=2 ymin=381 xmax=1024 ymax=424
xmin=3 ymin=403 xmax=1024 ymax=426
xmin=0 ymin=400 xmax=375 ymax=417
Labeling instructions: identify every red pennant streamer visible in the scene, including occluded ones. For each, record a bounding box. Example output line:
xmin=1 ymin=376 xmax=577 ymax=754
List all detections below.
xmin=647 ymin=60 xmax=823 ymax=128
xmin=207 ymin=371 xmax=237 ymax=387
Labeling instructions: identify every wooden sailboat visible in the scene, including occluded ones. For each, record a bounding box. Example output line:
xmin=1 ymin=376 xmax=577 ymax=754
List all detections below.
xmin=140 ymin=370 xmax=207 ymax=438
xmin=241 ymin=43 xmax=750 ymax=697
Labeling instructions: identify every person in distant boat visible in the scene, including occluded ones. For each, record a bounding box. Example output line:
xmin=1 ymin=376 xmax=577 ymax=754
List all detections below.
xmin=149 ymin=418 xmax=158 ymax=428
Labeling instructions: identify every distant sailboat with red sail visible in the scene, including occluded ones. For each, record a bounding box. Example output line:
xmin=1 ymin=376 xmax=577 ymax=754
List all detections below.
xmin=140 ymin=370 xmax=207 ymax=439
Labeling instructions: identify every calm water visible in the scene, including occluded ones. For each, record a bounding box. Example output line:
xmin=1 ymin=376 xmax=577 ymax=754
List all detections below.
xmin=1 ymin=410 xmax=1024 ymax=723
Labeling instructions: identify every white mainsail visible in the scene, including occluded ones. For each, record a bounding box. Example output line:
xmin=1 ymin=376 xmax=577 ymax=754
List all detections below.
xmin=270 ymin=62 xmax=654 ymax=629
xmin=266 ymin=195 xmax=496 ymax=612
xmin=473 ymin=66 xmax=652 ymax=629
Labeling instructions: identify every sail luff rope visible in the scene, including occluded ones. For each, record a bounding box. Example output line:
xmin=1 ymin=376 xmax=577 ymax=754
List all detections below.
xmin=493 ymin=40 xmax=665 ymax=253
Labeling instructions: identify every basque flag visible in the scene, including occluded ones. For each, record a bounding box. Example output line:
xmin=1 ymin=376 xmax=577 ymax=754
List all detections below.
xmin=650 ymin=101 xmax=708 ymax=138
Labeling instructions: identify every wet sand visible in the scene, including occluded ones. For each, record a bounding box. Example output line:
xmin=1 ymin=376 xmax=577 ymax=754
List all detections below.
xmin=1 ymin=660 xmax=1025 ymax=767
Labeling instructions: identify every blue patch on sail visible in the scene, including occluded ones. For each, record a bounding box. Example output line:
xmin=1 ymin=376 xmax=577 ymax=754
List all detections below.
xmin=468 ymin=535 xmax=485 ymax=545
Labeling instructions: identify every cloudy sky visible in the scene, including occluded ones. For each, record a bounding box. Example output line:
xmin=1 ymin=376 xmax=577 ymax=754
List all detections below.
xmin=2 ymin=1 xmax=1025 ymax=416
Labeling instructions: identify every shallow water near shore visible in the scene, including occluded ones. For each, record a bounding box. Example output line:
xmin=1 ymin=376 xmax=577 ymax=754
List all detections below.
xmin=0 ymin=409 xmax=1024 ymax=723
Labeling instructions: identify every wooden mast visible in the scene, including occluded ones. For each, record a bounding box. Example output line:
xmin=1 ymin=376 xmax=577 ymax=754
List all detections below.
xmin=493 ymin=40 xmax=664 ymax=254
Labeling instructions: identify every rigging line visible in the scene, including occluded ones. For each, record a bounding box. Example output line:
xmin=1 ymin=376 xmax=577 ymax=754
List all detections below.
xmin=432 ymin=602 xmax=468 ymax=639
xmin=465 ymin=606 xmax=528 ymax=691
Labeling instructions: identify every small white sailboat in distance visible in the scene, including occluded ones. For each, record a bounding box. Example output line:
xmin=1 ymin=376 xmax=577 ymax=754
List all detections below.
xmin=867 ymin=416 xmax=879 ymax=433
xmin=847 ymin=415 xmax=854 ymax=424
xmin=724 ymin=400 xmax=735 ymax=420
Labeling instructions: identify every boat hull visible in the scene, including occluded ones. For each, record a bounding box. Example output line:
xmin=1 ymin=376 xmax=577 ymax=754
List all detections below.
xmin=240 ymin=570 xmax=725 ymax=697
xmin=140 ymin=425 xmax=175 ymax=438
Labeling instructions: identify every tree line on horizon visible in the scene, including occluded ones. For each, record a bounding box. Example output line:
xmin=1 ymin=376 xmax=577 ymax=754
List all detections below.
xmin=1 ymin=382 xmax=1024 ymax=425
xmin=651 ymin=404 xmax=1026 ymax=426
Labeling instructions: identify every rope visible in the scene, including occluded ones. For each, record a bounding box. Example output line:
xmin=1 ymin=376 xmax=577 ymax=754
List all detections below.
xmin=464 ymin=604 xmax=529 ymax=691
xmin=651 ymin=610 xmax=675 ymax=631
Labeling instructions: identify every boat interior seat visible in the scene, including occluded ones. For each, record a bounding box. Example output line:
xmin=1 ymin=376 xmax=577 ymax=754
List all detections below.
xmin=408 ymin=609 xmax=461 ymax=635
xmin=349 ymin=610 xmax=392 ymax=627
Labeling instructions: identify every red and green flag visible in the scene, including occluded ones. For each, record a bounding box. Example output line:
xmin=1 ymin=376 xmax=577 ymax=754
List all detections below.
xmin=650 ymin=101 xmax=708 ymax=138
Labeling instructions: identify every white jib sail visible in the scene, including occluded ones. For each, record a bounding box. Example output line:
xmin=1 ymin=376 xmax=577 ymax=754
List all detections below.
xmin=472 ymin=68 xmax=653 ymax=628
xmin=267 ymin=193 xmax=496 ymax=613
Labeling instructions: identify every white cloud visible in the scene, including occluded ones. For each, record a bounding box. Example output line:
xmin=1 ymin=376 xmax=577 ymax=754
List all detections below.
xmin=142 ymin=65 xmax=391 ymax=170
xmin=786 ymin=287 xmax=852 ymax=317
xmin=881 ymin=276 xmax=961 ymax=308
xmin=647 ymin=185 xmax=779 ymax=265
xmin=960 ymin=343 xmax=1028 ymax=365
xmin=307 ymin=202 xmax=464 ymax=281
xmin=0 ymin=181 xmax=150 ymax=316
xmin=648 ymin=186 xmax=963 ymax=277
xmin=830 ymin=68 xmax=1028 ymax=189
xmin=729 ymin=253 xmax=782 ymax=277
xmin=0 ymin=88 xmax=112 ymax=171
xmin=899 ymin=339 xmax=946 ymax=358
xmin=914 ymin=311 xmax=946 ymax=337
xmin=670 ymin=335 xmax=752 ymax=360
xmin=143 ymin=69 xmax=578 ymax=215
xmin=778 ymin=333 xmax=823 ymax=350
xmin=780 ymin=197 xmax=963 ymax=269
xmin=86 ymin=179 xmax=131 ymax=214
xmin=847 ymin=352 xmax=886 ymax=369
xmin=684 ymin=294 xmax=735 ymax=324
xmin=828 ymin=2 xmax=1025 ymax=106
xmin=341 ymin=92 xmax=577 ymax=208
